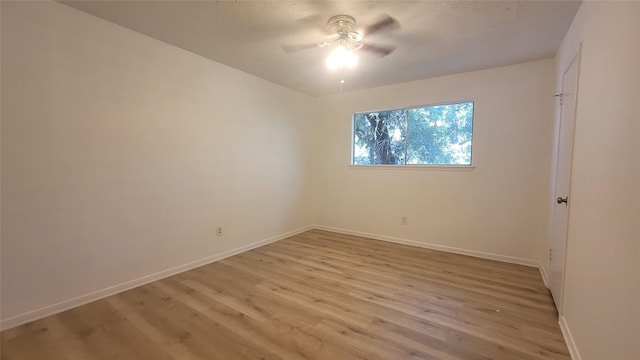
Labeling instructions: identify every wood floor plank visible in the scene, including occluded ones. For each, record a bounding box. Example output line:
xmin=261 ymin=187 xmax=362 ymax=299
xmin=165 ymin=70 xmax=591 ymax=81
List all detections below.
xmin=1 ymin=229 xmax=570 ymax=359
xmin=248 ymin=243 xmax=560 ymax=334
xmin=237 ymin=250 xmax=564 ymax=359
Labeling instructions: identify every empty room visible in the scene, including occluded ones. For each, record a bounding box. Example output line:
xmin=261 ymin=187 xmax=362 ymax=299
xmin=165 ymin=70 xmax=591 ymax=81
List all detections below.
xmin=1 ymin=1 xmax=638 ymax=359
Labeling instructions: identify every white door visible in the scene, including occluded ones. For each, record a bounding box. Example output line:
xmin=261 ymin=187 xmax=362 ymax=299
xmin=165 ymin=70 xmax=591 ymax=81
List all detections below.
xmin=549 ymin=50 xmax=581 ymax=312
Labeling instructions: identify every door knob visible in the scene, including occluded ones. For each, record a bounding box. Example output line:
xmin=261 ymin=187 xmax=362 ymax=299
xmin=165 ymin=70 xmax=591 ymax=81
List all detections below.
xmin=557 ymin=196 xmax=568 ymax=205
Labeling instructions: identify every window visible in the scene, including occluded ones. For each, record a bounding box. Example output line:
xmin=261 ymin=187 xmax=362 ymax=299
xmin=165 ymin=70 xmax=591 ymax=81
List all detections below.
xmin=352 ymin=101 xmax=474 ymax=166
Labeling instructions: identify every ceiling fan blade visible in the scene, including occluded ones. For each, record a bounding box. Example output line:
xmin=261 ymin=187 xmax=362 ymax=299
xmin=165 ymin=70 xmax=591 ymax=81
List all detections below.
xmin=360 ymin=43 xmax=396 ymax=57
xmin=282 ymin=43 xmax=324 ymax=53
xmin=363 ymin=14 xmax=398 ymax=36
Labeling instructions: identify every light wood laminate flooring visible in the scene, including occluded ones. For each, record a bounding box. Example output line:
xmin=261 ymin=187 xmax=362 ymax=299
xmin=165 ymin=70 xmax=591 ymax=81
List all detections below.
xmin=1 ymin=230 xmax=570 ymax=359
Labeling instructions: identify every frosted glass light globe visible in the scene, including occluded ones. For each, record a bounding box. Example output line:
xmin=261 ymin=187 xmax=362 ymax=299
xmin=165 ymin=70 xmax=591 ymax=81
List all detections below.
xmin=326 ymin=46 xmax=358 ymax=69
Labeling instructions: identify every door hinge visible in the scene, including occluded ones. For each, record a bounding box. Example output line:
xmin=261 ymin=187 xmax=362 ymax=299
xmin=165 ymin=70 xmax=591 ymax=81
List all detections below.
xmin=554 ymin=93 xmax=563 ymax=106
xmin=549 ymin=249 xmax=552 ymax=261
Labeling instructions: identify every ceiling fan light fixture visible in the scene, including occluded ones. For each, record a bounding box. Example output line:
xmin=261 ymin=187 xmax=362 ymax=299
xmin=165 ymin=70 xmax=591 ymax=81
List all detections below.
xmin=326 ymin=45 xmax=358 ymax=69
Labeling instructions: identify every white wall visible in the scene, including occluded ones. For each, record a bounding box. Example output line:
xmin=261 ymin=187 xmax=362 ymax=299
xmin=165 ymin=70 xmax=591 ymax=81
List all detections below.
xmin=553 ymin=2 xmax=640 ymax=359
xmin=313 ymin=60 xmax=555 ymax=264
xmin=0 ymin=1 xmax=314 ymax=327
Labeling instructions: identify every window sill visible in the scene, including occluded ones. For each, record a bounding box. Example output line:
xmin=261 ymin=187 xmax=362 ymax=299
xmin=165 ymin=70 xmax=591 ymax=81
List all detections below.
xmin=348 ymin=165 xmax=475 ymax=171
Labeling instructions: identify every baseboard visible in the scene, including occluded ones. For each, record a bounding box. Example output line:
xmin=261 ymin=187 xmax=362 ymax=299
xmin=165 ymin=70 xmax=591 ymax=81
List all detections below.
xmin=539 ymin=264 xmax=549 ymax=288
xmin=314 ymin=225 xmax=539 ymax=267
xmin=0 ymin=225 xmax=314 ymax=331
xmin=559 ymin=315 xmax=581 ymax=360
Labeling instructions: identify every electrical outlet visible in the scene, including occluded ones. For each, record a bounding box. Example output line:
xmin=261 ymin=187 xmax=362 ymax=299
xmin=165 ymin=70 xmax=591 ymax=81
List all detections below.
xmin=401 ymin=216 xmax=408 ymax=225
xmin=216 ymin=227 xmax=223 ymax=237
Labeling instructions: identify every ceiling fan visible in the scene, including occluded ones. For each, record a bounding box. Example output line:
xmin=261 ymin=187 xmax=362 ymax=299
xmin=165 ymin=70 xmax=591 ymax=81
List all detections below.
xmin=282 ymin=14 xmax=398 ymax=62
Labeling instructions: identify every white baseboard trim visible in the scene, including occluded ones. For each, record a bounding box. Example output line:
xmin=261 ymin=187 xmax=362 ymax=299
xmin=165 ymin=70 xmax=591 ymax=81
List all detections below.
xmin=559 ymin=315 xmax=581 ymax=360
xmin=313 ymin=225 xmax=539 ymax=267
xmin=539 ymin=264 xmax=549 ymax=288
xmin=0 ymin=225 xmax=314 ymax=331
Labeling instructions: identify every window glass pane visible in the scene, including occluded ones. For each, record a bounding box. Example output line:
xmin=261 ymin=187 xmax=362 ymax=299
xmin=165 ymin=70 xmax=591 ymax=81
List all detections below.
xmin=352 ymin=101 xmax=473 ymax=166
xmin=406 ymin=102 xmax=473 ymax=165
xmin=353 ymin=109 xmax=406 ymax=165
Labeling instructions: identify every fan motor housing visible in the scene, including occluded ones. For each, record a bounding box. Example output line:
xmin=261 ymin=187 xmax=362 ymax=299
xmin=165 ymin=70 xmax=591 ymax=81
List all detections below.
xmin=327 ymin=15 xmax=363 ymax=43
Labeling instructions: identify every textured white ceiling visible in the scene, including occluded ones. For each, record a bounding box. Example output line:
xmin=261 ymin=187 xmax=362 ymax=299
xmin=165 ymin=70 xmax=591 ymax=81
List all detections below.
xmin=60 ymin=0 xmax=581 ymax=96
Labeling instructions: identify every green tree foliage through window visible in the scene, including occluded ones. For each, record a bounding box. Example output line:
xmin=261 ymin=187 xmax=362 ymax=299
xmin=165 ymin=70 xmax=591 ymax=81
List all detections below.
xmin=353 ymin=101 xmax=473 ymax=165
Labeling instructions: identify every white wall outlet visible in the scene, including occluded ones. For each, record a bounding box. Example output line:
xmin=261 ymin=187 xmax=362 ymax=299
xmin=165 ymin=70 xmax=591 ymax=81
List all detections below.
xmin=401 ymin=216 xmax=408 ymax=225
xmin=216 ymin=227 xmax=223 ymax=237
